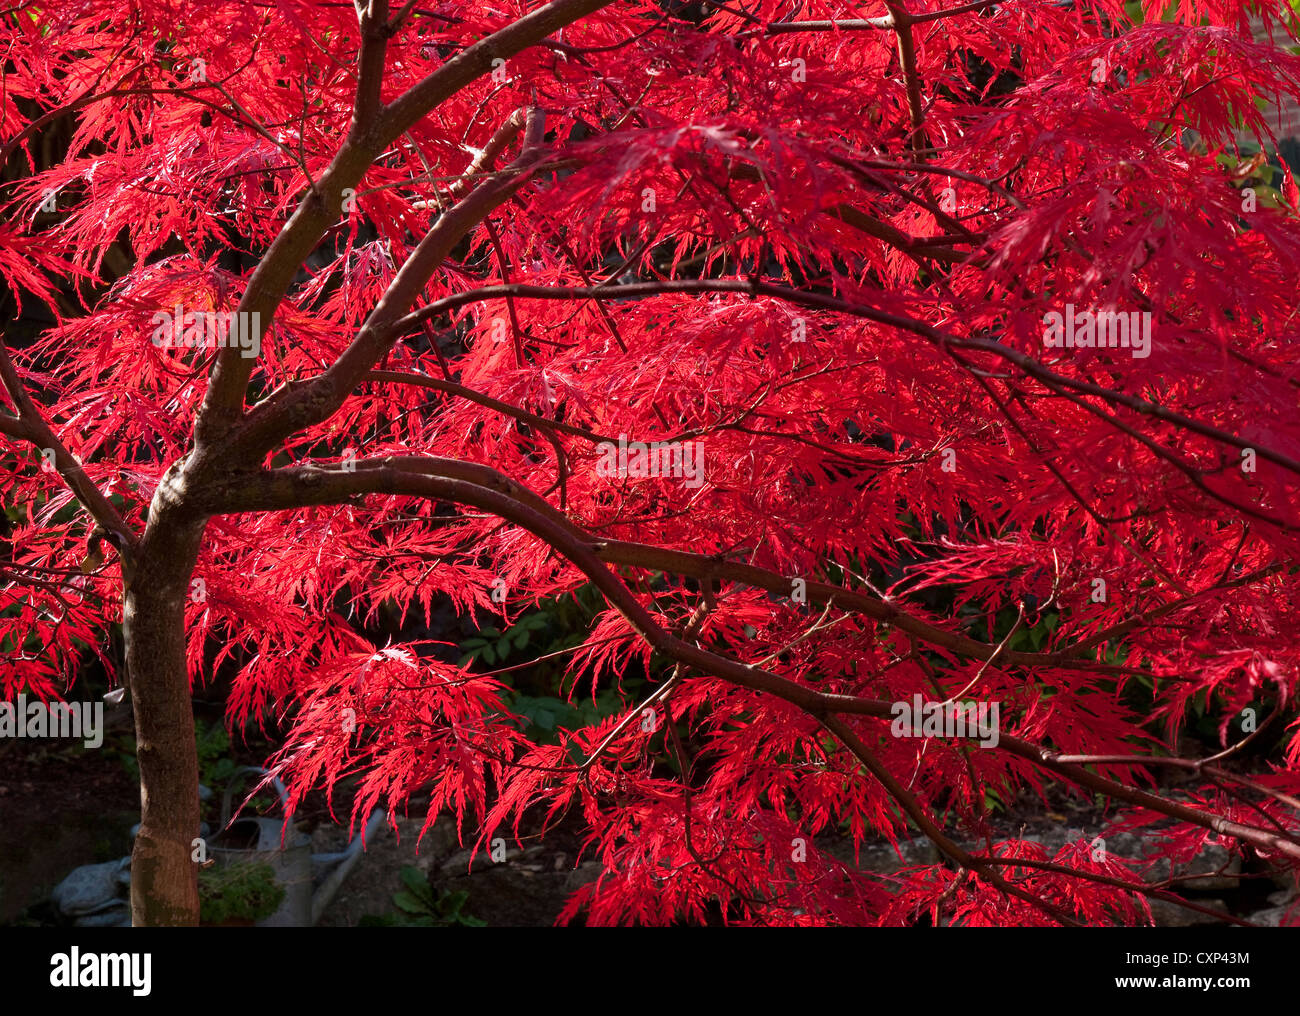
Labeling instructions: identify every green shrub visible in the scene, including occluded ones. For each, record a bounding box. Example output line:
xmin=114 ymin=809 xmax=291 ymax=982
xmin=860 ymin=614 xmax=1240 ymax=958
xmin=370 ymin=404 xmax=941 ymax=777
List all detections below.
xmin=198 ymin=861 xmax=285 ymax=925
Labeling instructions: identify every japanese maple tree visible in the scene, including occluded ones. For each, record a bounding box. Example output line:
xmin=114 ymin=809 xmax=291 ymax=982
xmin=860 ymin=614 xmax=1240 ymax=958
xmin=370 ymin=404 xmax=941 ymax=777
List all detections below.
xmin=4 ymin=0 xmax=1300 ymax=927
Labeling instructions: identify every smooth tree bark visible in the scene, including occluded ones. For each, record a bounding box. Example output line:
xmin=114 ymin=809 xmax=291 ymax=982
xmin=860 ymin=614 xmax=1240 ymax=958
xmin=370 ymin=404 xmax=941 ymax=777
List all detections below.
xmin=122 ymin=505 xmax=205 ymax=927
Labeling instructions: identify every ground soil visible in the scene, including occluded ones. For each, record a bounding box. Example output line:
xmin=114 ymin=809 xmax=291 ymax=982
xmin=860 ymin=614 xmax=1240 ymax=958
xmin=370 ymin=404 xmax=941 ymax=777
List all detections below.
xmin=1 ymin=719 xmax=1288 ymax=927
xmin=0 ymin=734 xmax=140 ymax=923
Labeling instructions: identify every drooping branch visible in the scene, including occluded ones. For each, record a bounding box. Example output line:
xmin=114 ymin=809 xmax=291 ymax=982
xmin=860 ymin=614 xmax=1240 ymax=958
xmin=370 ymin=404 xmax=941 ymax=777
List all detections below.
xmin=203 ymin=447 xmax=1278 ymax=678
xmin=383 ymin=278 xmax=1300 ymax=489
xmin=820 ymin=712 xmax=1083 ymax=926
xmin=966 ymin=856 xmax=1259 ymax=928
xmin=198 ymin=453 xmax=1116 ymax=671
xmin=194 ymin=459 xmax=1300 ymax=875
xmin=0 ymin=338 xmax=138 ymax=558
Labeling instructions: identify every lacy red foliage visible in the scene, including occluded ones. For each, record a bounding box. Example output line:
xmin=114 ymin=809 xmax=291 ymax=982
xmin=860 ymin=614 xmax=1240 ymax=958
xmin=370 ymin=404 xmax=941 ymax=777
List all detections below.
xmin=3 ymin=0 xmax=1300 ymax=925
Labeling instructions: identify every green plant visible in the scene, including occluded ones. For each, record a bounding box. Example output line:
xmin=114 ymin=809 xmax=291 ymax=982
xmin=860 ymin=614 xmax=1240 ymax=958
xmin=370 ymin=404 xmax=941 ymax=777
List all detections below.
xmin=512 ymin=690 xmax=624 ymax=745
xmin=196 ymin=718 xmax=239 ymax=789
xmin=458 ymin=614 xmax=551 ymax=667
xmin=198 ymin=861 xmax=285 ymax=926
xmin=458 ymin=582 xmax=606 ymax=672
xmin=359 ymin=867 xmax=485 ymax=927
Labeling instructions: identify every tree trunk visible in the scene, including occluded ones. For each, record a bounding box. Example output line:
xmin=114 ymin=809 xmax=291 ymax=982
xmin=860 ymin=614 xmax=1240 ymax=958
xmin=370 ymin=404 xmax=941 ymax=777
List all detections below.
xmin=122 ymin=507 xmax=206 ymax=926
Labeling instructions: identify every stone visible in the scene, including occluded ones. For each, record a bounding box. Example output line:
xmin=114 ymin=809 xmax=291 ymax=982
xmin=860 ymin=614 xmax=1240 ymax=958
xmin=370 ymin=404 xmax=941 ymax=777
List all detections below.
xmin=73 ymin=902 xmax=131 ymax=927
xmin=1144 ymin=898 xmax=1228 ymax=927
xmin=1242 ymin=903 xmax=1299 ymax=927
xmin=51 ymin=858 xmax=130 ymax=917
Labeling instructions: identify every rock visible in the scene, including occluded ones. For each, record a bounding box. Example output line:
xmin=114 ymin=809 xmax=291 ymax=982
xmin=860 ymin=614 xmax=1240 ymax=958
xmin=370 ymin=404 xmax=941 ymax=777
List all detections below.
xmin=416 ymin=815 xmax=460 ymax=859
xmin=440 ymin=842 xmax=522 ymax=873
xmin=1141 ymin=842 xmax=1240 ymax=889
xmin=1176 ymin=874 xmax=1241 ymax=891
xmin=432 ymin=854 xmax=600 ymax=926
xmin=819 ymin=836 xmax=940 ymax=872
xmin=1242 ymin=902 xmax=1299 ymax=927
xmin=73 ymin=902 xmax=131 ymax=927
xmin=51 ymin=858 xmax=130 ymax=917
xmin=958 ymin=827 xmax=1241 ymax=890
xmin=1145 ymin=898 xmax=1228 ymax=927
xmin=565 ymin=860 xmax=602 ymax=891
